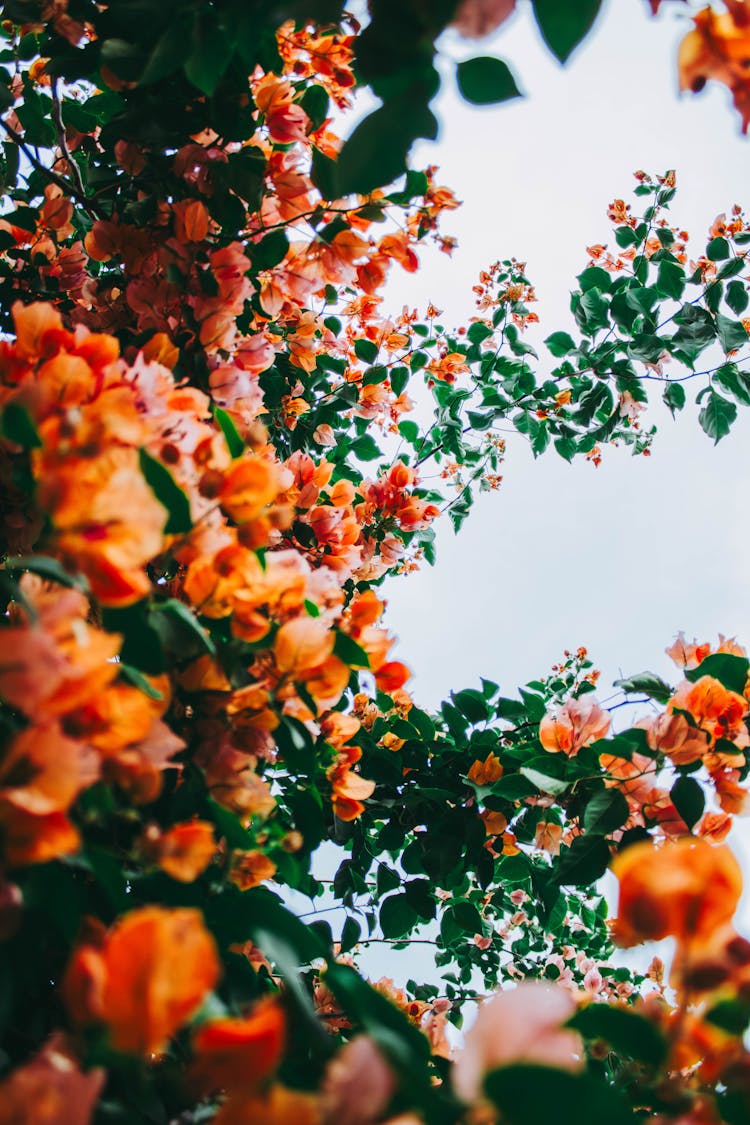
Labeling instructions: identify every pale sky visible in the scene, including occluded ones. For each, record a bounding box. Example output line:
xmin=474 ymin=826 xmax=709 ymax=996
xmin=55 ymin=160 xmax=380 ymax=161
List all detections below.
xmin=291 ymin=2 xmax=750 ymax=990
xmin=381 ymin=0 xmax=750 ymax=712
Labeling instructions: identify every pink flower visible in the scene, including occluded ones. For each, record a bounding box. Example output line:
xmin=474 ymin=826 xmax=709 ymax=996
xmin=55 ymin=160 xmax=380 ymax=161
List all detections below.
xmin=452 ymin=981 xmax=584 ymax=1102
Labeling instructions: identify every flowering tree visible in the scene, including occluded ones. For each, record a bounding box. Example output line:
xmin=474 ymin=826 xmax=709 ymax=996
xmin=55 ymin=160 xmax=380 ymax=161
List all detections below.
xmin=1 ymin=2 xmax=750 ymax=1124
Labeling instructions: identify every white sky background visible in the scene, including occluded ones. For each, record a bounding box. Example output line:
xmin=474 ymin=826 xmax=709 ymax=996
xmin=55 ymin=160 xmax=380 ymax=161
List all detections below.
xmin=357 ymin=0 xmax=750 ymax=956
xmin=379 ymin=0 xmax=750 ymax=712
xmin=296 ymin=2 xmax=750 ymax=989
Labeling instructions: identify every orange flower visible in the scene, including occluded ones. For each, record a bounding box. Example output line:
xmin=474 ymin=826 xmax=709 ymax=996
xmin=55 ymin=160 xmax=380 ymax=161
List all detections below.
xmin=467 ymin=752 xmax=503 ymax=786
xmin=327 ymin=745 xmax=375 ymax=822
xmin=679 ymin=4 xmax=750 ymax=132
xmin=612 ymin=838 xmax=743 ymax=948
xmin=145 ymin=820 xmax=217 ymax=883
xmin=213 ymin=1084 xmax=320 ymax=1125
xmin=63 ymin=907 xmax=220 ymax=1055
xmin=669 ymin=676 xmax=748 ymax=747
xmin=539 ymin=696 xmax=610 ymax=756
xmin=229 ymin=850 xmax=277 ymax=891
xmin=0 ymin=1033 xmax=105 ymax=1125
xmin=274 ymin=616 xmax=335 ymax=676
xmin=191 ymin=999 xmax=285 ymax=1093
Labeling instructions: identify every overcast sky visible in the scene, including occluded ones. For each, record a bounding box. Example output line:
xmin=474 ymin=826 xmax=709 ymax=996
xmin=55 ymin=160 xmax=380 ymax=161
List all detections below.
xmin=380 ymin=0 xmax=750 ymax=711
xmin=368 ymin=1 xmax=750 ymax=940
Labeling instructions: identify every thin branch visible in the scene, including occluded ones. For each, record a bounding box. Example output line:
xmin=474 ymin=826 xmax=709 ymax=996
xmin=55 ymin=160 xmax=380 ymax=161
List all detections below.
xmin=0 ymin=114 xmax=101 ymax=218
xmin=50 ymin=78 xmax=88 ymax=203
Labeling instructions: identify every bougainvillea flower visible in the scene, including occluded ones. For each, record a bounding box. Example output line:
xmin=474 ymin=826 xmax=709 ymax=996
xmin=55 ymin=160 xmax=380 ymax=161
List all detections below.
xmin=191 ymin=999 xmax=285 ymax=1093
xmin=611 ymin=838 xmax=742 ymax=948
xmin=669 ymin=675 xmax=748 ymax=747
xmin=452 ymin=981 xmax=583 ymax=1102
xmin=321 ymin=1036 xmax=396 ymax=1125
xmin=213 ymin=1084 xmax=320 ymax=1125
xmin=0 ymin=1033 xmax=105 ymax=1125
xmin=679 ymin=4 xmax=750 ymax=131
xmin=144 ymin=820 xmax=217 ymax=883
xmin=63 ymin=907 xmax=220 ymax=1055
xmin=229 ymin=850 xmax=277 ymax=891
xmin=539 ymin=695 xmax=610 ymax=756
xmin=451 ymin=0 xmax=517 ymax=38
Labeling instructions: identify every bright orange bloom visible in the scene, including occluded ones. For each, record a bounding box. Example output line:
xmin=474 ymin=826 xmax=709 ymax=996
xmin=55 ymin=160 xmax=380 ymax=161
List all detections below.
xmin=192 ymin=999 xmax=285 ymax=1093
xmin=0 ymin=1034 xmax=105 ymax=1125
xmin=63 ymin=907 xmax=220 ymax=1055
xmin=539 ymin=696 xmax=610 ymax=756
xmin=146 ymin=821 xmax=217 ymax=883
xmin=612 ymin=838 xmax=743 ymax=948
xmin=679 ymin=3 xmax=750 ymax=132
xmin=467 ymin=753 xmax=503 ymax=786
xmin=669 ymin=675 xmax=748 ymax=747
xmin=213 ymin=1084 xmax=320 ymax=1125
xmin=229 ymin=850 xmax=277 ymax=891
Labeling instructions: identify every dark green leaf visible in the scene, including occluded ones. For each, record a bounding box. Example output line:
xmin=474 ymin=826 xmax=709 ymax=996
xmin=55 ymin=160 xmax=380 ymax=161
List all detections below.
xmin=532 ymin=0 xmax=604 ymax=63
xmin=456 ymin=56 xmax=521 ymax=106
xmin=214 ymin=406 xmax=244 ymax=458
xmin=670 ymin=775 xmax=704 ymax=830
xmin=726 ymin=280 xmax=749 ymax=316
xmin=614 ymin=671 xmax=672 ymax=704
xmin=686 ymin=653 xmax=749 ymax=694
xmin=1 ymin=401 xmax=41 ymax=448
xmin=380 ymin=893 xmax=419 ymax=939
xmin=332 ymin=631 xmax=371 ymax=669
xmin=545 ymin=331 xmax=576 ymax=357
xmin=139 ymin=449 xmax=192 ymax=533
xmin=485 ymin=1064 xmax=632 ymax=1125
xmin=663 ymin=382 xmax=686 ymax=415
xmin=554 ymin=835 xmax=610 ymax=886
xmin=568 ymin=1004 xmax=667 ymax=1065
xmin=698 ymin=390 xmax=736 ymax=443
xmin=583 ymin=789 xmax=629 ymax=836
xmin=715 ymin=312 xmax=748 ymax=354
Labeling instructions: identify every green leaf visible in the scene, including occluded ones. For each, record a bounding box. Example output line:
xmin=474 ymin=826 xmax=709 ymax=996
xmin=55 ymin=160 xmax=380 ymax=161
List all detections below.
xmin=149 ymin=599 xmax=215 ymax=657
xmin=299 ymin=84 xmax=329 ymax=130
xmin=214 ymin=406 xmax=244 ymax=458
xmin=554 ymin=835 xmax=610 ymax=887
xmin=670 ymin=775 xmax=705 ymax=830
xmin=520 ymin=767 xmax=569 ymax=797
xmin=685 ymin=653 xmax=749 ymax=694
xmin=583 ymin=789 xmax=629 ymax=836
xmin=532 ymin=0 xmax=604 ymax=63
xmin=656 ymin=258 xmax=685 ymax=301
xmin=726 ymin=280 xmax=749 ymax=316
xmin=663 ymin=381 xmax=686 ymax=415
xmin=4 ymin=555 xmax=88 ymax=592
xmin=251 ymin=230 xmax=288 ymax=270
xmin=485 ymin=1064 xmax=632 ymax=1125
xmin=545 ymin=331 xmax=576 ymax=357
xmin=568 ymin=1004 xmax=667 ymax=1065
xmin=614 ymin=671 xmax=672 ymax=704
xmin=184 ymin=20 xmax=232 ymax=94
xmin=715 ymin=312 xmax=748 ymax=354
xmin=335 ymin=96 xmax=438 ymax=196
xmin=456 ymin=56 xmax=521 ymax=106
xmin=354 ymin=338 xmax=379 ymax=364
xmin=707 ymin=236 xmax=730 ymax=261
xmin=332 ymin=631 xmax=371 ymax=669
xmin=705 ymin=998 xmax=750 ymax=1036
xmin=139 ymin=449 xmax=192 ymax=533
xmin=117 ymin=663 xmax=163 ymax=700
xmin=324 ymin=961 xmax=431 ymax=1075
xmin=380 ymin=893 xmax=419 ymax=938
xmin=1 ymin=401 xmax=41 ymax=448
xmin=452 ymin=688 xmax=488 ymax=725
xmin=698 ymin=390 xmax=736 ymax=443
xmin=339 ymin=916 xmax=361 ymax=954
